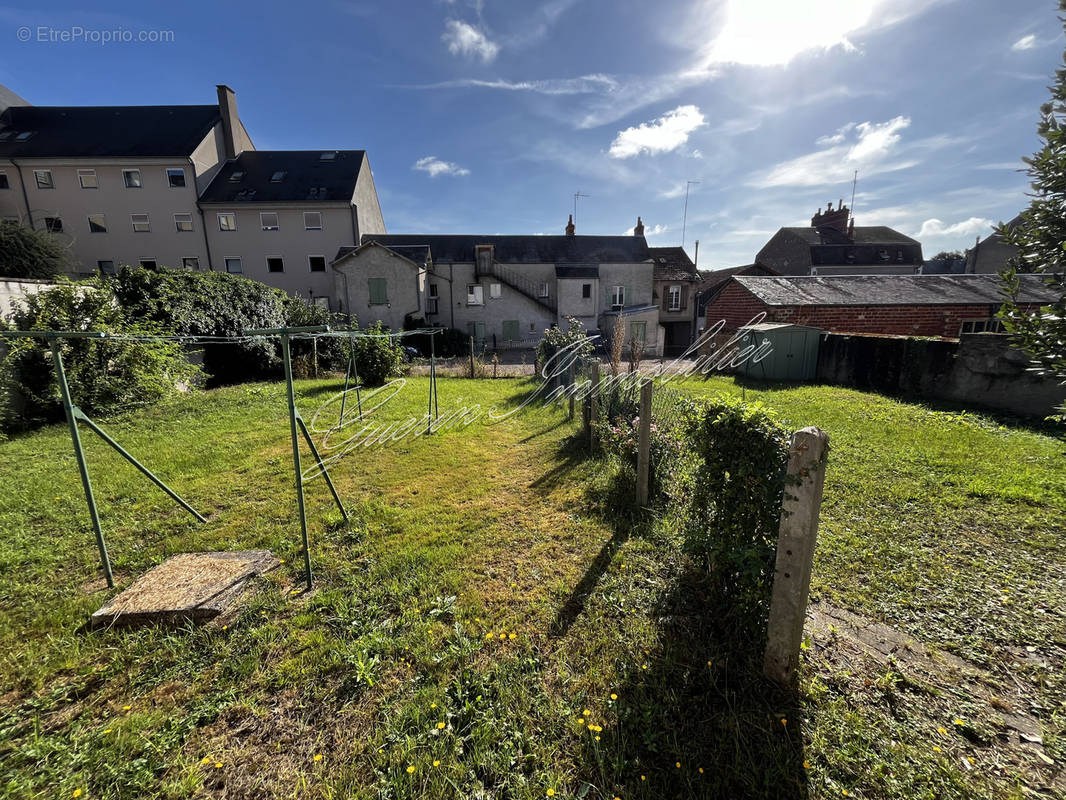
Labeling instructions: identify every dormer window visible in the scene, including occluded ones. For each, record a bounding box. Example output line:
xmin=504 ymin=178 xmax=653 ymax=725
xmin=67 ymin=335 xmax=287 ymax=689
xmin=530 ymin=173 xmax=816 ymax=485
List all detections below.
xmin=270 ymin=171 xmax=287 ymax=183
xmin=228 ymin=171 xmax=244 ymax=182
xmin=319 ymin=152 xmax=337 ymax=161
xmin=15 ymin=131 xmax=34 ymax=141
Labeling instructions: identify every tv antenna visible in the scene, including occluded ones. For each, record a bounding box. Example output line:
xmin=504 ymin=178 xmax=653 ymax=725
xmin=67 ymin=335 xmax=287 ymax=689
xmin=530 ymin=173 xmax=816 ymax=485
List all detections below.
xmin=681 ymin=180 xmax=700 ymax=249
xmin=573 ymin=191 xmax=590 ymax=225
xmin=850 ymin=170 xmax=858 ymax=218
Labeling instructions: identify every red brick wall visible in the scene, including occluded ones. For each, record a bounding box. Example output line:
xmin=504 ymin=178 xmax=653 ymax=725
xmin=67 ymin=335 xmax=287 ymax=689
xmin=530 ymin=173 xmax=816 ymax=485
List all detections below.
xmin=704 ymin=281 xmax=1026 ymax=339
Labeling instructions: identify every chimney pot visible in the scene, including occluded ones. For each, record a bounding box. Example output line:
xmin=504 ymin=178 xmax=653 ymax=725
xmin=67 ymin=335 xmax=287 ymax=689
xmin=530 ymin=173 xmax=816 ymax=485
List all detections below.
xmin=565 ymin=214 xmax=575 ymax=236
xmin=634 ymin=216 xmax=645 ymax=236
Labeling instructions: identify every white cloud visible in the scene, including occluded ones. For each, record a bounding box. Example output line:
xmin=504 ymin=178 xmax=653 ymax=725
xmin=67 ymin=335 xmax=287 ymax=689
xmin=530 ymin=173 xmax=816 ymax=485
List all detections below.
xmin=442 ymin=19 xmax=499 ymax=62
xmin=1011 ymin=34 xmax=1037 ymax=51
xmin=413 ymin=156 xmax=471 ymax=177
xmin=608 ymin=105 xmax=707 ymax=159
xmin=621 ymin=223 xmax=669 ymax=237
xmin=750 ymin=116 xmax=921 ymax=187
xmin=816 ymin=123 xmax=856 ymax=146
xmin=917 ymin=217 xmax=994 ymax=239
xmin=405 ymin=74 xmax=618 ymax=95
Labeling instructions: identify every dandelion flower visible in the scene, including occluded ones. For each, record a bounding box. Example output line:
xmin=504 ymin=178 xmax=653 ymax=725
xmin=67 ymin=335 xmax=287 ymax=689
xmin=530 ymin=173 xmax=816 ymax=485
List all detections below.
xmin=73 ymin=790 xmax=83 ymax=798
xmin=406 ymin=765 xmax=415 ymax=774
xmin=201 ymin=756 xmax=211 ymax=764
xmin=641 ymin=664 xmax=648 ymax=670
xmin=103 ymin=728 xmax=112 ymax=734
xmin=509 ymin=633 xmax=516 ymax=640
xmin=698 ymin=767 xmax=704 ymax=774
xmin=486 ymin=632 xmax=493 ymax=639
xmin=595 ymin=736 xmax=600 ymax=741
xmin=122 ymin=705 xmax=131 ymax=712
xmin=610 ymin=694 xmax=617 ymax=700
xmin=437 ymin=722 xmax=446 ymax=730
xmin=707 ymin=660 xmax=712 ymax=666
xmin=214 ymin=762 xmax=223 ymax=769
xmin=433 ymin=760 xmax=441 ymax=767
xmin=314 ymin=754 xmax=323 ymax=762
xmin=577 ymin=718 xmax=584 ymax=724
xmin=780 ymin=718 xmax=787 ymax=726
xmin=641 ymin=775 xmax=646 ymax=781
xmin=676 ymin=762 xmax=681 ymax=768
xmin=803 ymin=760 xmax=810 ymax=770
xmin=222 ymin=625 xmax=228 ymax=631
xmin=547 ymin=790 xmax=555 ymax=797
xmin=431 ymin=703 xmax=437 ymax=709
xmin=932 ymin=745 xmax=941 ymax=752
xmin=499 ymin=633 xmax=506 ymax=640
xmin=584 ymin=709 xmax=591 ymax=716
xmin=937 ymin=726 xmax=947 ymax=734
xmin=953 ymin=719 xmax=964 ymax=726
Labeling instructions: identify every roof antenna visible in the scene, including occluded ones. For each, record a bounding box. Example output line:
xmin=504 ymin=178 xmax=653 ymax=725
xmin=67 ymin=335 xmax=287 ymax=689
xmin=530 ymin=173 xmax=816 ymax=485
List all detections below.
xmin=850 ymin=170 xmax=858 ymax=219
xmin=573 ymin=191 xmax=590 ymax=226
xmin=681 ymin=180 xmax=700 ymax=249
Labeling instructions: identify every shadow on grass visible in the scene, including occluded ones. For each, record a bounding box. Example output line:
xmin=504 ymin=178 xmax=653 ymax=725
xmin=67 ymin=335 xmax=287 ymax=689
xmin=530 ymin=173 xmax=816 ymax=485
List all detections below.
xmin=576 ymin=561 xmax=810 ymax=799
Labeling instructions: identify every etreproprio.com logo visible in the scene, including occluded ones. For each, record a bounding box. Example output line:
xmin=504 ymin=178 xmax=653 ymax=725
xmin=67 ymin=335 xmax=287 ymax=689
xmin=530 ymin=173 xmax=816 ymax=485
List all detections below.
xmin=16 ymin=26 xmax=176 ymax=44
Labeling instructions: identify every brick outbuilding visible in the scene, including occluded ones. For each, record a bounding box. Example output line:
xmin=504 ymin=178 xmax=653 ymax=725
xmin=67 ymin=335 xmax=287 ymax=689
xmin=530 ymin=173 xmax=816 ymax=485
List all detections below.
xmin=704 ymin=274 xmax=1057 ymax=340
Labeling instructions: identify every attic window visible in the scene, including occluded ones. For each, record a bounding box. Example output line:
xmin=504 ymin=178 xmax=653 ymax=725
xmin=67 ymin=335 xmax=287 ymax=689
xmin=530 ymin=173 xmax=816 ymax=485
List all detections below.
xmin=270 ymin=171 xmax=287 ymax=183
xmin=15 ymin=131 xmax=34 ymax=141
xmin=0 ymin=132 xmax=12 ymax=141
xmin=228 ymin=171 xmax=244 ymax=182
xmin=319 ymin=152 xmax=337 ymax=161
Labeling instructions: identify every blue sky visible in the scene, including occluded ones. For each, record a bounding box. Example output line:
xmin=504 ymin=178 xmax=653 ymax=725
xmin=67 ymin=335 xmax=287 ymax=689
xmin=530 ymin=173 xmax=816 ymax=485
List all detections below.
xmin=2 ymin=0 xmax=1062 ymax=268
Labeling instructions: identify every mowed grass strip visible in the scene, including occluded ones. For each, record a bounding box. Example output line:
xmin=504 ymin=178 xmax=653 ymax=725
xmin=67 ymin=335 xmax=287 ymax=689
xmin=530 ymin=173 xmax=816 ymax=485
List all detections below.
xmin=0 ymin=374 xmax=1062 ymax=799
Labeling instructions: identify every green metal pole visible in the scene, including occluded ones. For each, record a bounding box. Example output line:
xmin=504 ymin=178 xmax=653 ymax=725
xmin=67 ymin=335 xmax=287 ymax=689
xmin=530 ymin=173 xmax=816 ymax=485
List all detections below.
xmin=296 ymin=416 xmax=348 ymax=522
xmin=281 ymin=334 xmax=312 ymax=589
xmin=50 ymin=340 xmax=114 ymax=589
xmin=74 ymin=411 xmax=206 ymax=523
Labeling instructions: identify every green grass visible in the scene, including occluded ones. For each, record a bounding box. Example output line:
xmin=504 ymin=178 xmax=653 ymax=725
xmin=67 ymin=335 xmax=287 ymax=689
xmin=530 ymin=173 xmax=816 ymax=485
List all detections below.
xmin=0 ymin=374 xmax=1062 ymax=799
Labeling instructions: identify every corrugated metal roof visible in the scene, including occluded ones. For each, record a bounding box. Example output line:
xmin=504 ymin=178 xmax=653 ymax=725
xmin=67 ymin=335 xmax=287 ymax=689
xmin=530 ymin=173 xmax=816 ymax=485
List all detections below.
xmin=734 ymin=273 xmax=1058 ymax=306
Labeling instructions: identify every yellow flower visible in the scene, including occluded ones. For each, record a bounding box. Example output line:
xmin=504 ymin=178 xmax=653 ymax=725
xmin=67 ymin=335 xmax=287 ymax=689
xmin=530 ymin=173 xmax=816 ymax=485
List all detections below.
xmin=278 ymin=559 xmax=285 ymax=563
xmin=547 ymin=790 xmax=555 ymax=797
xmin=486 ymin=632 xmax=493 ymax=639
xmin=803 ymin=760 xmax=810 ymax=770
xmin=102 ymin=729 xmax=112 ymax=734
xmin=214 ymin=762 xmax=223 ymax=769
xmin=937 ymin=726 xmax=947 ymax=734
xmin=122 ymin=705 xmax=131 ymax=712
xmin=641 ymin=664 xmax=648 ymax=670
xmin=610 ymin=694 xmax=617 ymax=700
xmin=73 ymin=790 xmax=83 ymax=798
xmin=780 ymin=718 xmax=787 ymax=726
xmin=675 ymin=762 xmax=681 ymax=768
xmin=201 ymin=756 xmax=210 ymax=764
xmin=437 ymin=722 xmax=446 ymax=730
xmin=499 ymin=633 xmax=506 ymax=639
xmin=577 ymin=718 xmax=584 ymax=724
xmin=508 ymin=633 xmax=516 ymax=640
xmin=378 ymin=749 xmax=384 ymax=754
xmin=313 ymin=754 xmax=323 ymax=762
xmin=933 ymin=745 xmax=941 ymax=752
xmin=430 ymin=703 xmax=437 ymax=709
xmin=584 ymin=709 xmax=591 ymax=716
xmin=698 ymin=767 xmax=704 ymax=774
xmin=221 ymin=625 xmax=228 ymax=631
xmin=406 ymin=765 xmax=415 ymax=774
xmin=707 ymin=660 xmax=712 ymax=666
xmin=433 ymin=760 xmax=441 ymax=767
xmin=595 ymin=736 xmax=600 ymax=741
xmin=641 ymin=775 xmax=646 ymax=781
xmin=953 ymin=719 xmax=964 ymax=726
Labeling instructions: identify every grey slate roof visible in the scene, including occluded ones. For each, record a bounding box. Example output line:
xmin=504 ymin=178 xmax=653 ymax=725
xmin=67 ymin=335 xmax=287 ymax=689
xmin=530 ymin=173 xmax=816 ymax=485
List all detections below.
xmin=555 ymin=265 xmax=599 ymax=278
xmin=0 ymin=105 xmax=221 ymax=158
xmin=360 ymin=234 xmax=651 ymax=264
xmin=333 ymin=242 xmax=430 ymax=266
xmin=648 ymin=246 xmax=698 ymax=280
xmin=776 ymin=226 xmax=919 ymax=245
xmin=734 ymin=274 xmax=1059 ymax=307
xmin=199 ymin=150 xmax=366 ymax=204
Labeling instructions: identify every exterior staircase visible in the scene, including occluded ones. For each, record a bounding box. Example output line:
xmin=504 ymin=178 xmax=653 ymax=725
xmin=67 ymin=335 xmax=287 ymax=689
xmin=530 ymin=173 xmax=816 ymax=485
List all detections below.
xmin=477 ymin=259 xmax=557 ymax=314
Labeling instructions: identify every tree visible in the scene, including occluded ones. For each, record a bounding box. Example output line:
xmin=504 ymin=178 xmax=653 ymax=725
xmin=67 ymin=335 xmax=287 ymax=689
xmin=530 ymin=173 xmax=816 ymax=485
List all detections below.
xmin=999 ymin=1 xmax=1066 ymax=415
xmin=0 ymin=220 xmax=68 ymax=279
xmin=931 ymin=250 xmax=964 ymax=261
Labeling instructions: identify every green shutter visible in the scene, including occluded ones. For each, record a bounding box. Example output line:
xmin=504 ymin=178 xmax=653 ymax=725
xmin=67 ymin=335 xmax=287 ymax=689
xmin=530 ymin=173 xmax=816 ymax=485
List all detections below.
xmin=369 ymin=278 xmax=387 ymax=305
xmin=502 ymin=320 xmax=520 ymax=342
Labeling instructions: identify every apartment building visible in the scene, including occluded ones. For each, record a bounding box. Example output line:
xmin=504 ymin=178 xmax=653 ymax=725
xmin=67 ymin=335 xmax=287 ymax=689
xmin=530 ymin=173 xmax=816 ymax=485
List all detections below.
xmin=331 ymin=217 xmax=667 ymax=356
xmin=0 ymin=85 xmax=384 ymax=306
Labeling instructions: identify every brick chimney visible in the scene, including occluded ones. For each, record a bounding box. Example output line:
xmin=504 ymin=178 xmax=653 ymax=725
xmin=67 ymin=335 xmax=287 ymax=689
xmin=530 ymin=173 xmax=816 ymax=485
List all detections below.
xmin=565 ymin=214 xmax=575 ymax=236
xmin=634 ymin=216 xmax=645 ymax=236
xmin=811 ymin=200 xmax=851 ymax=235
xmin=216 ymin=85 xmax=243 ymax=161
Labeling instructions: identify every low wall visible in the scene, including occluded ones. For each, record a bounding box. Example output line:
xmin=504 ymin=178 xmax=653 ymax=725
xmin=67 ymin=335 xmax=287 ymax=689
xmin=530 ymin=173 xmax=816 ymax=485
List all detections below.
xmin=816 ymin=332 xmax=1065 ymax=418
xmin=0 ymin=279 xmax=58 ymax=319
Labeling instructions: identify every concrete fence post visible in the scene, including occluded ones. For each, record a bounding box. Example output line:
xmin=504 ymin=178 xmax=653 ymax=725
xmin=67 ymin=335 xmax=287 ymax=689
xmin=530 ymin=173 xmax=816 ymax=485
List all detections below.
xmin=568 ymin=362 xmax=576 ymax=420
xmin=635 ymin=378 xmax=653 ymax=507
xmin=588 ymin=362 xmax=601 ymax=451
xmin=763 ymin=426 xmax=830 ymax=687
xmin=469 ymin=336 xmax=475 ymax=379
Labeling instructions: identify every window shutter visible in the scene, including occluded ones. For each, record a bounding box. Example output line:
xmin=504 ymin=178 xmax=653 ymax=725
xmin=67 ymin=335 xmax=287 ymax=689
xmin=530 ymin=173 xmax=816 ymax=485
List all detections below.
xmin=369 ymin=278 xmax=387 ymax=304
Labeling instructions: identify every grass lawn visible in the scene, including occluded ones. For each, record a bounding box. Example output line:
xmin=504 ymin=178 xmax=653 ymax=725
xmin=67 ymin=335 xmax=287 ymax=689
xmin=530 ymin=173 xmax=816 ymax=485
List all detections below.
xmin=0 ymin=374 xmax=1063 ymax=799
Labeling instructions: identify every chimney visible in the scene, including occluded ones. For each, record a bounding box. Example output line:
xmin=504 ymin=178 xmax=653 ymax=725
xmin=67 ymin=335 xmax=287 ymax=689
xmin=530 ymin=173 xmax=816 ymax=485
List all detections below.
xmin=634 ymin=216 xmax=645 ymax=236
xmin=565 ymin=214 xmax=575 ymax=236
xmin=216 ymin=85 xmax=242 ymax=161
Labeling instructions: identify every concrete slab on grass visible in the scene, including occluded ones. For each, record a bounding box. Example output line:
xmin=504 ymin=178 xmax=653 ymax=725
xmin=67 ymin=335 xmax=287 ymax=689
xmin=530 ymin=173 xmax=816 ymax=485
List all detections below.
xmin=91 ymin=550 xmax=280 ymax=629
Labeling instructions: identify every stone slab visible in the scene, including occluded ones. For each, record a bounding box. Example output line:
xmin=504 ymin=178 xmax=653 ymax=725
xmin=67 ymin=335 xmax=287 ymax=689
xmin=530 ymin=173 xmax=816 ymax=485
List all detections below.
xmin=90 ymin=550 xmax=280 ymax=629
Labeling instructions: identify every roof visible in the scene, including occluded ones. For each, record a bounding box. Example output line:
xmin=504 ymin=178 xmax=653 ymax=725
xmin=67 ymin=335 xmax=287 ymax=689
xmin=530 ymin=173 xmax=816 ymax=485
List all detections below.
xmin=199 ymin=150 xmax=366 ymax=203
xmin=775 ymin=226 xmax=920 ymax=246
xmin=743 ymin=322 xmax=821 ymax=332
xmin=360 ymin=234 xmax=651 ymax=264
xmin=697 ymin=263 xmax=779 ymax=295
xmin=0 ymin=104 xmax=221 ymax=158
xmin=732 ymin=274 xmax=1059 ymax=307
xmin=333 ymin=241 xmax=430 ymax=266
xmin=648 ymin=246 xmax=698 ymax=280
xmin=555 ymin=265 xmax=599 ymax=278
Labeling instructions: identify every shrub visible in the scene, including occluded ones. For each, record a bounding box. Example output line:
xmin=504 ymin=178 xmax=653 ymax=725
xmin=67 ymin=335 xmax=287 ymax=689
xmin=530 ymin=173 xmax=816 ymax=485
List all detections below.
xmin=0 ymin=281 xmax=196 ymax=431
xmin=537 ymin=316 xmax=593 ymax=376
xmin=0 ymin=220 xmax=68 ymax=279
xmin=351 ymin=321 xmax=403 ymax=386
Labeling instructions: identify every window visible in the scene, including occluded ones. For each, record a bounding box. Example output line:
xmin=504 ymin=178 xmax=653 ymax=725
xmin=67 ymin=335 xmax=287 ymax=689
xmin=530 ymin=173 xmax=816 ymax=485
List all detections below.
xmin=87 ymin=214 xmax=107 ymax=233
xmin=960 ymin=319 xmax=1005 ymax=335
xmin=260 ymin=212 xmax=279 ymax=231
xmin=313 ymin=297 xmax=331 ymax=311
xmin=490 ymin=282 xmax=502 ymax=299
xmin=225 ymin=257 xmax=243 ymax=274
xmin=140 ymin=259 xmax=158 ymax=270
xmin=467 ymin=284 xmax=484 ymax=305
xmin=123 ymin=169 xmax=142 ymax=188
xmin=97 ymin=260 xmax=116 ymax=275
xmin=369 ymin=278 xmax=388 ymax=305
xmin=44 ymin=217 xmax=62 ymax=233
xmin=0 ymin=171 xmax=10 ymax=189
xmin=172 ymin=213 xmax=193 ymax=232
xmin=538 ymin=282 xmax=550 ymax=298
xmin=228 ymin=171 xmax=245 ymax=182
xmin=308 ymin=255 xmax=326 ymax=272
xmin=15 ymin=131 xmax=34 ymax=141
xmin=270 ymin=171 xmax=287 ymax=182
xmin=264 ymin=256 xmax=284 ymax=273
xmin=218 ymin=212 xmax=237 ymax=231
xmin=502 ymin=320 xmax=520 ymax=342
xmin=630 ymin=321 xmax=647 ymax=343
xmin=34 ymin=170 xmax=54 ymax=189
xmin=611 ymin=285 xmax=625 ymax=308
xmin=182 ymin=257 xmax=200 ymax=270
xmin=78 ymin=169 xmax=98 ymax=189
xmin=319 ymin=151 xmax=337 ymax=161
xmin=897 ymin=249 xmax=904 ymax=263
xmin=878 ymin=248 xmax=890 ymax=262
xmin=304 ymin=211 xmax=322 ymax=230
xmin=166 ymin=168 xmax=186 ymax=188
xmin=667 ymin=285 xmax=682 ymax=311
xmin=427 ymin=283 xmax=439 ymax=314
xmin=476 ymin=245 xmax=494 ymax=274
xmin=131 ymin=213 xmax=151 ymax=232
xmin=582 ymin=283 xmax=591 ymax=299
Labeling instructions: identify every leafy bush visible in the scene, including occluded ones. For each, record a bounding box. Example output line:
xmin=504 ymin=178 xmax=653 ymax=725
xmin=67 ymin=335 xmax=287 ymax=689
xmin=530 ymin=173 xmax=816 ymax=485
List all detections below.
xmin=0 ymin=220 xmax=68 ymax=279
xmin=350 ymin=321 xmax=404 ymax=386
xmin=0 ymin=281 xmax=196 ymax=431
xmin=537 ymin=316 xmax=593 ymax=375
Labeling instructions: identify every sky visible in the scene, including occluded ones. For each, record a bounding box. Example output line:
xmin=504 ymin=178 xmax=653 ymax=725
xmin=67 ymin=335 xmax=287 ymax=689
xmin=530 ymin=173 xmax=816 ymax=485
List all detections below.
xmin=1 ymin=0 xmax=1062 ymax=268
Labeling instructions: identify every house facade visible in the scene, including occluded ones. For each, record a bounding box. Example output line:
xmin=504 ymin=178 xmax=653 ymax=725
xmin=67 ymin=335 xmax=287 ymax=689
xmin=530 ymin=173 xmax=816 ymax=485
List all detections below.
xmin=331 ymin=220 xmax=667 ymax=355
xmin=704 ymin=273 xmax=1057 ymax=340
xmin=0 ymin=84 xmax=384 ymax=306
xmin=756 ymin=202 xmax=923 ymax=276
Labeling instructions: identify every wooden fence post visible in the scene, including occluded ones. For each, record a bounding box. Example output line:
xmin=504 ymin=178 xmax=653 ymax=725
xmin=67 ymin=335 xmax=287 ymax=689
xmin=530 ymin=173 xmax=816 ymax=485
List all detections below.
xmin=763 ymin=426 xmax=830 ymax=687
xmin=635 ymin=378 xmax=653 ymax=507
